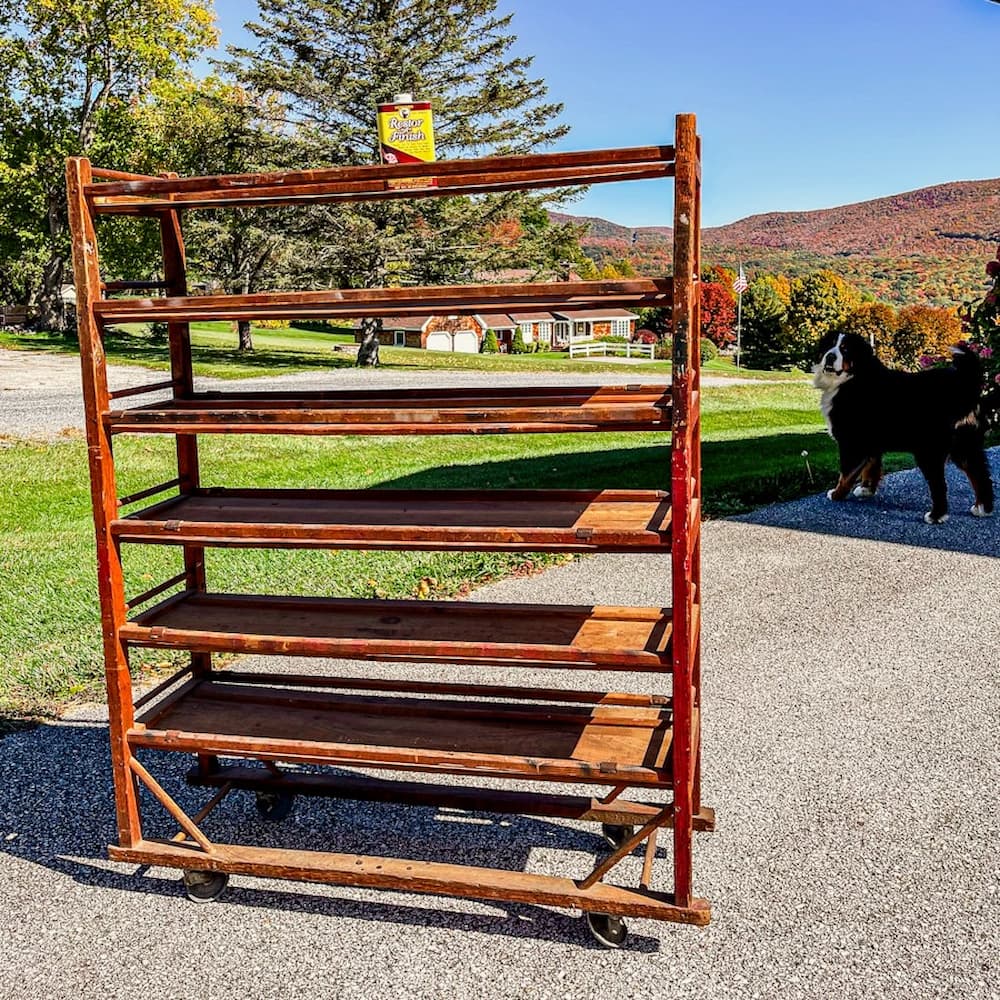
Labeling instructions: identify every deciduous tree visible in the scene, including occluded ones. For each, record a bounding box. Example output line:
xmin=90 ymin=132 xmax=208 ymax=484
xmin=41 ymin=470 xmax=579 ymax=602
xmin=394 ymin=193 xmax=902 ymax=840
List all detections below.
xmin=784 ymin=270 xmax=862 ymax=369
xmin=0 ymin=0 xmax=217 ymax=329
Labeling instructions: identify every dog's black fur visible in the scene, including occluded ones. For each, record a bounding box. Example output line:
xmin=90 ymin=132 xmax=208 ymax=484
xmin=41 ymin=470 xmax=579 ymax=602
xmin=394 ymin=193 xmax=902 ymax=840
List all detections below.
xmin=812 ymin=331 xmax=994 ymax=523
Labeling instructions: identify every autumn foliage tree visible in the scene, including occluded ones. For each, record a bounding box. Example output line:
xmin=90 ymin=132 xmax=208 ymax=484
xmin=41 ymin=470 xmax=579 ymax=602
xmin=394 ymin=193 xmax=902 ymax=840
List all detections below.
xmin=699 ymin=281 xmax=737 ymax=348
xmin=839 ymin=302 xmax=898 ymax=362
xmin=890 ymin=305 xmax=963 ymax=369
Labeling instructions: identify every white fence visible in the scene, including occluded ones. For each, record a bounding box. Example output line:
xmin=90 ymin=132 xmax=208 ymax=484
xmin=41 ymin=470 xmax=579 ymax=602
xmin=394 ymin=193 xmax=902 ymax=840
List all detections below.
xmin=568 ymin=340 xmax=655 ymax=360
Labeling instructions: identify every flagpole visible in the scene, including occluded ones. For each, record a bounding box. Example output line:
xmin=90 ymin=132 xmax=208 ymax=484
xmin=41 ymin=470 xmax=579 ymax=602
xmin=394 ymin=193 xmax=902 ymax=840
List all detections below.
xmin=736 ymin=261 xmax=743 ymax=371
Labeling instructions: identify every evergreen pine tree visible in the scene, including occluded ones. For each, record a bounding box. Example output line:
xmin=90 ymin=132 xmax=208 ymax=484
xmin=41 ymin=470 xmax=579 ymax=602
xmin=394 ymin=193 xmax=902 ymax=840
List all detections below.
xmin=228 ymin=0 xmax=576 ymax=366
xmin=481 ymin=328 xmax=499 ymax=353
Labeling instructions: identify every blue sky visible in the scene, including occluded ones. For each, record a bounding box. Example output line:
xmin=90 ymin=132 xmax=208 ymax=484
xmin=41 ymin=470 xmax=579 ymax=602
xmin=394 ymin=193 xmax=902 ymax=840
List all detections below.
xmin=210 ymin=0 xmax=1000 ymax=229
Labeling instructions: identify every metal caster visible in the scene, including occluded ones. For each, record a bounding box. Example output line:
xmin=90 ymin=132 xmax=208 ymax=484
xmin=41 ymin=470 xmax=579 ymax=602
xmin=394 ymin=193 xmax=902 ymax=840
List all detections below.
xmin=182 ymin=869 xmax=229 ymax=903
xmin=585 ymin=911 xmax=628 ymax=949
xmin=255 ymin=790 xmax=296 ymax=821
xmin=601 ymin=823 xmax=635 ymax=849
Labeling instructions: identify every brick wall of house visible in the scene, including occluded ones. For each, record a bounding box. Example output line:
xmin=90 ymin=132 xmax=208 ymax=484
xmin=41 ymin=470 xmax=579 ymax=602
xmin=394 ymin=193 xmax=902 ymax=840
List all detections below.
xmin=592 ymin=321 xmax=612 ymax=339
xmin=421 ymin=314 xmax=482 ymax=348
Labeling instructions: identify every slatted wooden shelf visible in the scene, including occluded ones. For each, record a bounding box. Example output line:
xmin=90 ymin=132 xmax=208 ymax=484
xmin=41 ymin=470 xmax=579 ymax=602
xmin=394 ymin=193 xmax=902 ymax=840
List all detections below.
xmin=121 ymin=593 xmax=673 ymax=670
xmin=87 ymin=145 xmax=676 ymax=214
xmin=129 ymin=677 xmax=675 ymax=785
xmin=93 ymin=278 xmax=672 ymax=324
xmin=104 ymin=384 xmax=672 ymax=435
xmin=113 ymin=488 xmax=672 ymax=552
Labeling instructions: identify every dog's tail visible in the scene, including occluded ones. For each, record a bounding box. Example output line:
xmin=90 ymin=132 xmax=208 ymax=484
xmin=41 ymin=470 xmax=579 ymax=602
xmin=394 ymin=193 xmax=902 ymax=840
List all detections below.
xmin=949 ymin=343 xmax=988 ymax=424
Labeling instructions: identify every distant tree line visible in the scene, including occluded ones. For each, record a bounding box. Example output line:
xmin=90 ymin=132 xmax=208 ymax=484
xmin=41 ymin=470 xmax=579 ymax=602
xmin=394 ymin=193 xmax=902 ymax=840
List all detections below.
xmin=636 ymin=264 xmax=968 ymax=373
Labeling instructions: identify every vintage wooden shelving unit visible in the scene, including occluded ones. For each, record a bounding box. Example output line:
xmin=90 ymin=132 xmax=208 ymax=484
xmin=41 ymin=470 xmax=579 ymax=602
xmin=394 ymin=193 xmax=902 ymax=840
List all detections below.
xmin=67 ymin=112 xmax=712 ymax=947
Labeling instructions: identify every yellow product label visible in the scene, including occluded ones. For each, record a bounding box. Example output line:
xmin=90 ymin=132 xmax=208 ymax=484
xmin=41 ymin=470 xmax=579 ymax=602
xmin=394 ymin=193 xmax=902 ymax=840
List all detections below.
xmin=377 ymin=99 xmax=436 ymax=188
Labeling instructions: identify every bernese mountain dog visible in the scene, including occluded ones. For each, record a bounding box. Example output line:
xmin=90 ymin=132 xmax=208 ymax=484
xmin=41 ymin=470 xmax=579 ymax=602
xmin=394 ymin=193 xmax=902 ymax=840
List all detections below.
xmin=812 ymin=331 xmax=994 ymax=524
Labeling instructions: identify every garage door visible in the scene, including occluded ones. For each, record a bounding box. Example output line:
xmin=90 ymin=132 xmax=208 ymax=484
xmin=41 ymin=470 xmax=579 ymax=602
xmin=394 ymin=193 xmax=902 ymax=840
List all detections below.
xmin=425 ymin=331 xmax=452 ymax=352
xmin=452 ymin=330 xmax=479 ymax=354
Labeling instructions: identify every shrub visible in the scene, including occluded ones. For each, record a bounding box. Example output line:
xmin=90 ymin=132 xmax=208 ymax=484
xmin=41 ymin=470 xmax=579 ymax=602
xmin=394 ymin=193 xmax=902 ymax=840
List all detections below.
xmin=255 ymin=318 xmax=288 ymax=330
xmin=635 ymin=329 xmax=658 ymax=345
xmin=700 ymin=338 xmax=718 ymax=363
xmin=601 ymin=334 xmax=630 ymax=344
xmin=510 ymin=329 xmax=528 ymax=354
xmin=962 ymin=243 xmax=1000 ymax=417
xmin=481 ymin=328 xmax=499 ymax=354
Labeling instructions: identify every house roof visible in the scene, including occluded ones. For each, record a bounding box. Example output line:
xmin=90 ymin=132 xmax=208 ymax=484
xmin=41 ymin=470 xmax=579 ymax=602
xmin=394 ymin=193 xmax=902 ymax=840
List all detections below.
xmin=475 ymin=313 xmax=517 ymax=330
xmin=377 ymin=316 xmax=429 ymax=331
xmin=552 ymin=308 xmax=637 ymax=321
xmin=508 ymin=312 xmax=557 ymax=323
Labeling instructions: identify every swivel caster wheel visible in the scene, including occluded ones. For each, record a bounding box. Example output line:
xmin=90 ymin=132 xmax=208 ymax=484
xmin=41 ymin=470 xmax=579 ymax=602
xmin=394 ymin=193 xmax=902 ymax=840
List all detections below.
xmin=255 ymin=790 xmax=296 ymax=822
xmin=182 ymin=869 xmax=229 ymax=903
xmin=601 ymin=823 xmax=635 ymax=850
xmin=585 ymin=911 xmax=628 ymax=949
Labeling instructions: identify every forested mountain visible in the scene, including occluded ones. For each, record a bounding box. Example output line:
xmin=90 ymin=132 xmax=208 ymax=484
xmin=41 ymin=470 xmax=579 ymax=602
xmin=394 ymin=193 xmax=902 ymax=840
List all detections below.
xmin=551 ymin=178 xmax=1000 ymax=306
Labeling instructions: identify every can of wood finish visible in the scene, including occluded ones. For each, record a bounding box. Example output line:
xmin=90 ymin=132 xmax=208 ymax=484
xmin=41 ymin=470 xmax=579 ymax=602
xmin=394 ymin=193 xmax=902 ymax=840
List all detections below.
xmin=376 ymin=93 xmax=437 ymax=189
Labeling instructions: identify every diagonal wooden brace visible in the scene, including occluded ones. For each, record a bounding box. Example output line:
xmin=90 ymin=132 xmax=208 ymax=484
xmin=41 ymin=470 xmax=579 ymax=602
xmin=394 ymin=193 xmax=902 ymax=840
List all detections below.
xmin=577 ymin=805 xmax=674 ymax=890
xmin=128 ymin=755 xmax=215 ymax=854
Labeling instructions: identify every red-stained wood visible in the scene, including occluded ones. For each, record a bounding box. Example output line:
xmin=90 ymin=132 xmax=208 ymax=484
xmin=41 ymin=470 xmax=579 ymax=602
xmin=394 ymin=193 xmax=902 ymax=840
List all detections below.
xmin=108 ymin=838 xmax=711 ymax=924
xmin=103 ymin=384 xmax=672 ymax=436
xmin=88 ymin=144 xmax=674 ymax=199
xmin=108 ymin=378 xmax=180 ymax=400
xmin=90 ymin=163 xmax=674 ymax=214
xmin=207 ymin=669 xmax=669 ymax=708
xmin=669 ymin=112 xmax=700 ymax=909
xmin=112 ymin=488 xmax=672 ymax=552
xmin=66 ymin=156 xmax=142 ymax=849
xmin=120 ymin=592 xmax=674 ymax=670
xmin=92 ymin=278 xmax=672 ymax=324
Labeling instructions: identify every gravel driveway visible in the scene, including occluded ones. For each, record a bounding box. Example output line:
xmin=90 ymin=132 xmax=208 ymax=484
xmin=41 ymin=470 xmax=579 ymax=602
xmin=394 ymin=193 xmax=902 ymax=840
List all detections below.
xmin=1 ymin=349 xmax=997 ymax=998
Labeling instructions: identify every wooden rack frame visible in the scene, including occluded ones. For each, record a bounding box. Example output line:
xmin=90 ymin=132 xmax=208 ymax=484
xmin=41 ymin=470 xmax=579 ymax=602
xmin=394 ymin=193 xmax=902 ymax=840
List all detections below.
xmin=67 ymin=113 xmax=711 ymax=945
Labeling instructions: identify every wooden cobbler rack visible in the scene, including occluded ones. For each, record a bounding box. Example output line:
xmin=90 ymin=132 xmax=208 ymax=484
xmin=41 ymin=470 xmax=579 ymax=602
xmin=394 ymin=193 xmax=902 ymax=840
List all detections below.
xmin=67 ymin=112 xmax=713 ymax=946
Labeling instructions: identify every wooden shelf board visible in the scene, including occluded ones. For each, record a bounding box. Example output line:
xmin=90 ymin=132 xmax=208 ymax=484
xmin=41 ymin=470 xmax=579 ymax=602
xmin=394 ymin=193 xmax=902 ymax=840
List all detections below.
xmin=87 ymin=144 xmax=676 ymax=214
xmin=120 ymin=592 xmax=673 ymax=670
xmin=131 ymin=677 xmax=673 ymax=784
xmin=114 ymin=488 xmax=672 ymax=552
xmin=105 ymin=384 xmax=672 ymax=435
xmin=107 ymin=838 xmax=711 ymax=924
xmin=92 ymin=278 xmax=672 ymax=324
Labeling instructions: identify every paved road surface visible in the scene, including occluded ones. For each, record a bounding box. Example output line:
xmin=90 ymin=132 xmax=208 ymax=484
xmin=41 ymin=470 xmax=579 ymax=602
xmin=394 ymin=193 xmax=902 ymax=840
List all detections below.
xmin=1 ymin=348 xmax=996 ymax=998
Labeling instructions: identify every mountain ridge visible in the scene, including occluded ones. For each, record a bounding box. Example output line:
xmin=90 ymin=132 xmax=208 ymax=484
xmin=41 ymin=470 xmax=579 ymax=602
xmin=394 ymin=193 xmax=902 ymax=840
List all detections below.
xmin=550 ymin=177 xmax=1000 ymax=306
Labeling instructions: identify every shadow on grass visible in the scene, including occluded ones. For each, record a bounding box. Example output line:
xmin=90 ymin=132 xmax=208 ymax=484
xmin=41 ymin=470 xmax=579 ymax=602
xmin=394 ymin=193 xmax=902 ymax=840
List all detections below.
xmin=0 ymin=722 xmax=662 ymax=950
xmin=378 ymin=432 xmax=999 ymax=556
xmin=377 ymin=431 xmax=845 ymax=519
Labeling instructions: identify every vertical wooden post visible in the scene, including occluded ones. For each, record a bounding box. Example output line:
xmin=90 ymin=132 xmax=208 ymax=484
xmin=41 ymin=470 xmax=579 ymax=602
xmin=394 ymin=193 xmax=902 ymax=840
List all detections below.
xmin=670 ymin=113 xmax=699 ymax=906
xmin=691 ymin=134 xmax=704 ymax=815
xmin=159 ymin=176 xmax=217 ymax=777
xmin=66 ymin=157 xmax=142 ymax=848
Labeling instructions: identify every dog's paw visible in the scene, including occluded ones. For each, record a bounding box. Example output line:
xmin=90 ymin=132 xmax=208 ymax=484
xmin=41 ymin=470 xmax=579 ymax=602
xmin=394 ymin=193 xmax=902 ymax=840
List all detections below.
xmin=970 ymin=504 xmax=993 ymax=518
xmin=924 ymin=512 xmax=949 ymax=525
xmin=852 ymin=484 xmax=876 ymax=499
xmin=826 ymin=489 xmax=839 ymax=501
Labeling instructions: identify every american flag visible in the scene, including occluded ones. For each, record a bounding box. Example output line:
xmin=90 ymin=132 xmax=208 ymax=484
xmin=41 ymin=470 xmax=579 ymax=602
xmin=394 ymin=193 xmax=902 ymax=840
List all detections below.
xmin=732 ymin=266 xmax=748 ymax=295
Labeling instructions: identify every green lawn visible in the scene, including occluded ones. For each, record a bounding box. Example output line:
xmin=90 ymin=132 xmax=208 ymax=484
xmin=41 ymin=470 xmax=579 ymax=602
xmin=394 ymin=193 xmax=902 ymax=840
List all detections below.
xmin=0 ymin=323 xmax=802 ymax=381
xmin=1 ymin=376 xmax=838 ymax=719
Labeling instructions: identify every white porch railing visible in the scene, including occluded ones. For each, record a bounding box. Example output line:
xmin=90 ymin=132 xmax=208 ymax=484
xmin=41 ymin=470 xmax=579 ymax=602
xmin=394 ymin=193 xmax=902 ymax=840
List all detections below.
xmin=568 ymin=341 xmax=655 ymax=360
